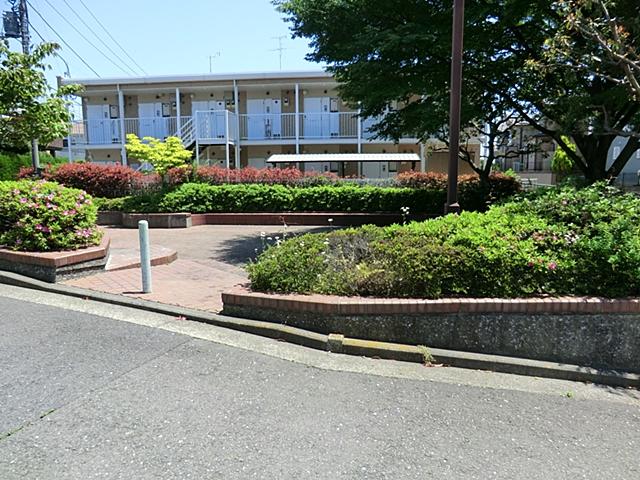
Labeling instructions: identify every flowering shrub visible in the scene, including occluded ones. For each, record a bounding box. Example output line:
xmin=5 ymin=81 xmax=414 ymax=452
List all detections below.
xmin=19 ymin=162 xmax=143 ymax=198
xmin=248 ymin=184 xmax=640 ymax=298
xmin=0 ymin=180 xmax=102 ymax=252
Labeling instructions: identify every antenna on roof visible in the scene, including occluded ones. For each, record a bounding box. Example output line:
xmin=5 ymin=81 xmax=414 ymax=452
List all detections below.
xmin=208 ymin=51 xmax=221 ymax=73
xmin=270 ymin=36 xmax=287 ymax=70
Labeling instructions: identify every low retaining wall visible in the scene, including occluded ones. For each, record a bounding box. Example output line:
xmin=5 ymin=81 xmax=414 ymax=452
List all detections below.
xmin=98 ymin=211 xmax=433 ymax=228
xmin=221 ymin=287 xmax=640 ymax=373
xmin=0 ymin=236 xmax=110 ymax=283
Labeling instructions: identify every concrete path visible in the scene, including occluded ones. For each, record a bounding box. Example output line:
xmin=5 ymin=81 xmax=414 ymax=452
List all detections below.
xmin=1 ymin=284 xmax=639 ymax=479
xmin=65 ymin=225 xmax=323 ymax=312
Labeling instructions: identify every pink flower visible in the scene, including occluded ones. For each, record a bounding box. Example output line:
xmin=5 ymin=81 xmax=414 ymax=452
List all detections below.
xmin=527 ymin=261 xmax=534 ymax=268
xmin=548 ymin=262 xmax=557 ymax=271
xmin=12 ymin=189 xmax=20 ymax=195
xmin=19 ymin=197 xmax=27 ymax=204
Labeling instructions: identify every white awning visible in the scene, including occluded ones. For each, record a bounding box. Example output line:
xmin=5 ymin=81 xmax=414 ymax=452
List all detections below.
xmin=267 ymin=153 xmax=420 ymax=163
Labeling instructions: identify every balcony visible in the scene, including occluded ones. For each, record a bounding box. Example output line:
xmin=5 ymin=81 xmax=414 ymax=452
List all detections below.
xmin=69 ymin=111 xmax=414 ymax=147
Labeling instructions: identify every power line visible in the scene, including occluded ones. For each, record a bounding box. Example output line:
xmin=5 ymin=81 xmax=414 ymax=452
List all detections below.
xmin=59 ymin=0 xmax=139 ymax=76
xmin=76 ymin=0 xmax=147 ymax=75
xmin=35 ymin=0 xmax=131 ymax=75
xmin=29 ymin=21 xmax=71 ymax=77
xmin=26 ymin=1 xmax=101 ymax=77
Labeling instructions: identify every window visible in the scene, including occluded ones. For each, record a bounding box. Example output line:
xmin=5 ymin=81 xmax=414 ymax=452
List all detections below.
xmin=613 ymin=146 xmax=621 ymax=159
xmin=388 ymin=161 xmax=398 ymax=173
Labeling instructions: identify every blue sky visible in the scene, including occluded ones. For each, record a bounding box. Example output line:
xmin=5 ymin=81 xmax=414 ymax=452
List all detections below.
xmin=3 ymin=0 xmax=323 ymax=82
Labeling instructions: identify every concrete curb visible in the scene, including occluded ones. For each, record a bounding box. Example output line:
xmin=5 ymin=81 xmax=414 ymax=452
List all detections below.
xmin=1 ymin=270 xmax=638 ymax=388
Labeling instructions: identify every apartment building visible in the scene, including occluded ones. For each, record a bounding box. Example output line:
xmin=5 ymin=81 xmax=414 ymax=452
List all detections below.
xmin=61 ymin=71 xmax=479 ymax=178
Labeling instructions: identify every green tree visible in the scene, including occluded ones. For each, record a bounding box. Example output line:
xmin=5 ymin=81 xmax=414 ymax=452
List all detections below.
xmin=551 ymin=136 xmax=576 ymax=175
xmin=125 ymin=134 xmax=192 ymax=176
xmin=276 ymin=0 xmax=640 ymax=182
xmin=545 ymin=0 xmax=640 ymax=102
xmin=0 ymin=41 xmax=79 ymax=153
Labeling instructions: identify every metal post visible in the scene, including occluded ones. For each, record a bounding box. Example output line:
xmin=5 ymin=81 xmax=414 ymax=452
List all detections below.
xmin=445 ymin=0 xmax=465 ymax=214
xmin=294 ymin=83 xmax=300 ymax=155
xmin=175 ymin=87 xmax=181 ymax=137
xmin=195 ymin=111 xmax=200 ymax=166
xmin=357 ymin=107 xmax=362 ymax=154
xmin=420 ymin=143 xmax=426 ymax=172
xmin=138 ymin=220 xmax=152 ymax=293
xmin=117 ymin=86 xmax=127 ymax=166
xmin=233 ymin=79 xmax=240 ymax=169
xmin=67 ymin=130 xmax=73 ymax=163
xmin=225 ymin=109 xmax=230 ymax=170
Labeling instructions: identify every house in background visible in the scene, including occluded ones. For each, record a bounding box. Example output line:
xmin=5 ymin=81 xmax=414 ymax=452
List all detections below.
xmin=60 ymin=71 xmax=480 ymax=179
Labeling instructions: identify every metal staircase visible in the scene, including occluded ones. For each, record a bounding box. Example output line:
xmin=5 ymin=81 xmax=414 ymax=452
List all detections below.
xmin=173 ymin=117 xmax=196 ymax=149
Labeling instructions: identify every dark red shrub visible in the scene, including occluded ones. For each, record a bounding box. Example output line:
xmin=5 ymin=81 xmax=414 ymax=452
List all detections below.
xmin=165 ymin=166 xmax=194 ymax=187
xmin=395 ymin=171 xmax=448 ymax=189
xmin=194 ymin=166 xmax=335 ymax=186
xmin=45 ymin=163 xmax=143 ymax=198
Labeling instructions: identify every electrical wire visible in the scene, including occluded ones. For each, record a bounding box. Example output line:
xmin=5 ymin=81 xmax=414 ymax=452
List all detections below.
xmin=26 ymin=1 xmax=101 ymax=77
xmin=76 ymin=0 xmax=147 ymax=75
xmin=29 ymin=21 xmax=72 ymax=78
xmin=34 ymin=0 xmax=132 ymax=75
xmin=59 ymin=0 xmax=140 ymax=76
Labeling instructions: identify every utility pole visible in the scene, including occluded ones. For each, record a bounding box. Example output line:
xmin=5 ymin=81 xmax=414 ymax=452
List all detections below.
xmin=17 ymin=0 xmax=40 ymax=174
xmin=445 ymin=0 xmax=465 ymax=214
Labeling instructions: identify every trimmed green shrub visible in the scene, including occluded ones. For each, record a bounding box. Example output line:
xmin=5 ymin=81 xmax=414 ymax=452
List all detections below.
xmin=248 ymin=184 xmax=640 ymax=298
xmin=0 ymin=151 xmax=65 ymax=180
xmin=140 ymin=183 xmax=448 ymax=214
xmin=0 ymin=180 xmax=102 ymax=252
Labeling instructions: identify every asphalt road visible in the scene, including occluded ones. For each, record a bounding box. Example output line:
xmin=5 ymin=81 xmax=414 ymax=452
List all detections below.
xmin=0 ymin=286 xmax=639 ymax=479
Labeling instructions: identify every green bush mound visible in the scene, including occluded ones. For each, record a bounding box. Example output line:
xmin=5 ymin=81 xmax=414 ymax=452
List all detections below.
xmin=248 ymin=184 xmax=640 ymax=298
xmin=96 ymin=178 xmax=519 ymax=214
xmin=0 ymin=180 xmax=102 ymax=252
xmin=0 ymin=151 xmax=66 ymax=181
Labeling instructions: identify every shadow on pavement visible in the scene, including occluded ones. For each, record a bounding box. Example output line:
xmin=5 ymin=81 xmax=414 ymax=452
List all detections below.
xmin=211 ymin=227 xmax=333 ymax=266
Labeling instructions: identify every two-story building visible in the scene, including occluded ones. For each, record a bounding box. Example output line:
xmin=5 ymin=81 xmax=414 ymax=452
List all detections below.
xmin=61 ymin=71 xmax=480 ymax=178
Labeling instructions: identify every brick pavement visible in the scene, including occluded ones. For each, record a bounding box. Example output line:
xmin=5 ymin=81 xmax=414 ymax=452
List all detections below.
xmin=64 ymin=225 xmax=321 ymax=312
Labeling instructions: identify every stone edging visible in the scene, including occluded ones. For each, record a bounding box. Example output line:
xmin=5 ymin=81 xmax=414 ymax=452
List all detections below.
xmin=221 ymin=286 xmax=640 ymax=315
xmin=98 ymin=211 xmax=435 ymax=228
xmin=0 ymin=235 xmax=110 ymax=282
xmin=0 ymin=235 xmax=110 ymax=268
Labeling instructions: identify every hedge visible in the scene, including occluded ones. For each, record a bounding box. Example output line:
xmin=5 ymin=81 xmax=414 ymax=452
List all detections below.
xmin=247 ymin=183 xmax=640 ymax=299
xmin=96 ymin=175 xmax=520 ymax=214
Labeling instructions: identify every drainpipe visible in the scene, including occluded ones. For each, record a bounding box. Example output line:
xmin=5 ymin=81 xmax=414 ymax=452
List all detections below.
xmin=234 ymin=79 xmax=240 ymax=168
xmin=117 ymin=85 xmax=127 ymax=166
xmin=295 ymin=83 xmax=300 ymax=155
xmin=175 ymin=87 xmax=181 ymax=137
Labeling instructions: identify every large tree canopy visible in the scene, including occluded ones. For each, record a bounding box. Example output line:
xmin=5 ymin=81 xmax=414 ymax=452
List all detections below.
xmin=0 ymin=41 xmax=79 ymax=153
xmin=277 ymin=0 xmax=640 ymax=182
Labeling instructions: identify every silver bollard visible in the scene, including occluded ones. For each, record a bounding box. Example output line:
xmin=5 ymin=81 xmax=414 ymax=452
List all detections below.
xmin=138 ymin=220 xmax=152 ymax=293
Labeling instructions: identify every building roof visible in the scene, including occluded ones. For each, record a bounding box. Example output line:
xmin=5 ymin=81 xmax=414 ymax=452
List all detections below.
xmin=61 ymin=70 xmax=332 ymax=87
xmin=268 ymin=153 xmax=420 ymax=163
